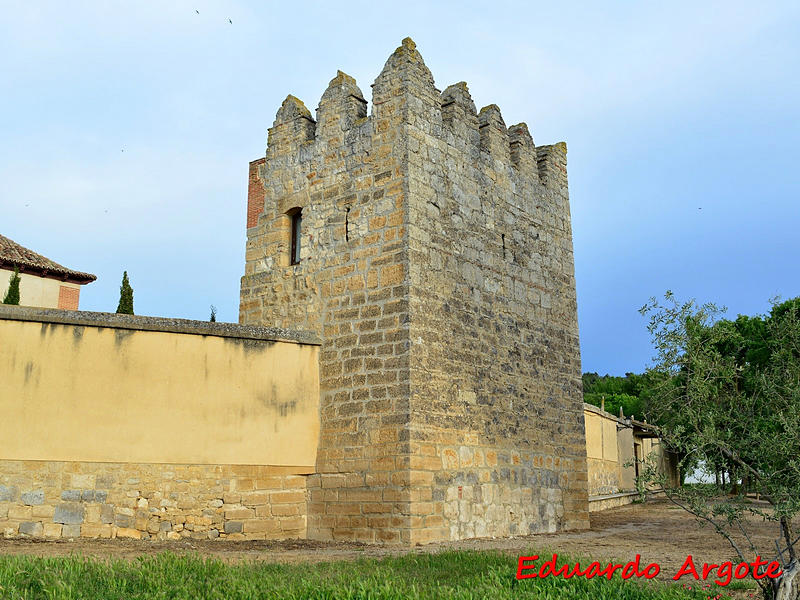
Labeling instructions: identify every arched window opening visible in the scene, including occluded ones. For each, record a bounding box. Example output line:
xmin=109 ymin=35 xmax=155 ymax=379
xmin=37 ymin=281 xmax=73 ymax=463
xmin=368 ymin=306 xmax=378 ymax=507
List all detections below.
xmin=287 ymin=207 xmax=302 ymax=265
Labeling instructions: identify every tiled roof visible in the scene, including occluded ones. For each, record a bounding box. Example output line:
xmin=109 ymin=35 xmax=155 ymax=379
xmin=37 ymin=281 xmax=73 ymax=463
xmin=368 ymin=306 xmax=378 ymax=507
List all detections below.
xmin=0 ymin=234 xmax=96 ymax=284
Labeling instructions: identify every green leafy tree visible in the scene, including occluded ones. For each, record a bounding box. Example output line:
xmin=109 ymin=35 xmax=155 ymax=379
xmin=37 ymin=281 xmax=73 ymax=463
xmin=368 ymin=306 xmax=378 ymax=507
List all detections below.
xmin=582 ymin=371 xmax=667 ymax=420
xmin=116 ymin=271 xmax=134 ymax=315
xmin=2 ymin=267 xmax=21 ymax=305
xmin=639 ymin=291 xmax=800 ymax=600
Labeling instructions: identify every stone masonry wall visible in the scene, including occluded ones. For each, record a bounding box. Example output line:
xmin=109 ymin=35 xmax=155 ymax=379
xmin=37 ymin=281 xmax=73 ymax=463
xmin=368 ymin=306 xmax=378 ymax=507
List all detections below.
xmin=0 ymin=460 xmax=306 ymax=540
xmin=401 ymin=48 xmax=588 ymax=543
xmin=240 ymin=64 xmax=413 ymax=543
xmin=240 ymin=38 xmax=588 ymax=545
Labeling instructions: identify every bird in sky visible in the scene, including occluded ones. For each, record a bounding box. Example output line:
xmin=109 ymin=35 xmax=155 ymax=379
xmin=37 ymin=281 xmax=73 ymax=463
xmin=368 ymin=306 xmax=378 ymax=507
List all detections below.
xmin=195 ymin=9 xmax=199 ymax=14
xmin=228 ymin=18 xmax=233 ymax=24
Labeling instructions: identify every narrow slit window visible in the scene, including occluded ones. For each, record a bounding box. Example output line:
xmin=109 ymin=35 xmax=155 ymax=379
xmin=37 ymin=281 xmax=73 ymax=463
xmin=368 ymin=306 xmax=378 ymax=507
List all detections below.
xmin=288 ymin=208 xmax=302 ymax=265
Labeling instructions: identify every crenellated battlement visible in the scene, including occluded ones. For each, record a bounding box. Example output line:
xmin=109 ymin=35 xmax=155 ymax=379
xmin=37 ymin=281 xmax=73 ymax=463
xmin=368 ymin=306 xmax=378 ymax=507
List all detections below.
xmin=240 ymin=38 xmax=586 ymax=546
xmin=257 ymin=37 xmax=565 ymax=199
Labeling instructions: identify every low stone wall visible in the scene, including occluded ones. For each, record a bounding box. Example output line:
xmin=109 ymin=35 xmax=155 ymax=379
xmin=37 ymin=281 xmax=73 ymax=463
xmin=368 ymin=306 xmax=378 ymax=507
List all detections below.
xmin=587 ymin=491 xmax=639 ymax=513
xmin=0 ymin=461 xmax=307 ymax=540
xmin=0 ymin=306 xmax=319 ymax=540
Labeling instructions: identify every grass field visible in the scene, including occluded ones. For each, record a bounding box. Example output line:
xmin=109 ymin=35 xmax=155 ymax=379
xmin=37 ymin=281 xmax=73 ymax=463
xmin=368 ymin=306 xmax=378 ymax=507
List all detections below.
xmin=0 ymin=549 xmax=736 ymax=600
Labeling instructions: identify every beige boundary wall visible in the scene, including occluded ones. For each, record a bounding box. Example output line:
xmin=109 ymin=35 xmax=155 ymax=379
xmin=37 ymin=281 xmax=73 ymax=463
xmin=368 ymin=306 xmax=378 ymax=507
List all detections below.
xmin=0 ymin=306 xmax=320 ymax=540
xmin=583 ymin=403 xmax=678 ymax=513
xmin=584 ymin=403 xmax=634 ymax=500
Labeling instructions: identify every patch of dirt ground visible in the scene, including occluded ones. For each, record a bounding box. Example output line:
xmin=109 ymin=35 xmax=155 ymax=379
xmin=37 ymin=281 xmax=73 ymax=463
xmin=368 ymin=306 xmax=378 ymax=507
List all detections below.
xmin=0 ymin=499 xmax=789 ymax=594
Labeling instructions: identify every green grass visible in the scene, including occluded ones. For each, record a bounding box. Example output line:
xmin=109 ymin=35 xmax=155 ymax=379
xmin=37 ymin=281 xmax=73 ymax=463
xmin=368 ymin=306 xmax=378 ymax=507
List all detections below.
xmin=0 ymin=550 xmax=732 ymax=600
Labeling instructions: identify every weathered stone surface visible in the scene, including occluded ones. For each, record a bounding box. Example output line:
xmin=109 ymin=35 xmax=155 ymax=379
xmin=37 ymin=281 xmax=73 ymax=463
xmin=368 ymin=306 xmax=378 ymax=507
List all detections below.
xmin=19 ymin=521 xmax=43 ymax=536
xmin=100 ymin=504 xmax=114 ymax=524
xmin=8 ymin=505 xmax=32 ymax=520
xmin=0 ymin=485 xmax=18 ymax=502
xmin=61 ymin=490 xmax=81 ymax=502
xmin=53 ymin=503 xmax=85 ymax=525
xmin=115 ymin=527 xmax=141 ymax=539
xmin=20 ymin=490 xmax=44 ymax=506
xmin=1 ymin=459 xmax=306 ymax=540
xmin=224 ymin=521 xmax=243 ymax=534
xmin=114 ymin=513 xmax=133 ymax=528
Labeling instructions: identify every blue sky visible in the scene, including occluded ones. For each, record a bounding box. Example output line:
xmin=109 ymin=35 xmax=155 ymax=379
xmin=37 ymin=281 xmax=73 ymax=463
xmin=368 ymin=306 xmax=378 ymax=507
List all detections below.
xmin=2 ymin=1 xmax=798 ymax=375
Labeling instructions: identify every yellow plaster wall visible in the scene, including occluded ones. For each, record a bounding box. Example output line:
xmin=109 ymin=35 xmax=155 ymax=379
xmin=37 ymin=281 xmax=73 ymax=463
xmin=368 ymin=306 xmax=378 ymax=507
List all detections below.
xmin=584 ymin=407 xmax=621 ymax=496
xmin=0 ymin=268 xmax=81 ymax=309
xmin=0 ymin=319 xmax=319 ymax=467
xmin=584 ymin=410 xmax=603 ymax=460
xmin=602 ymin=418 xmax=618 ymax=462
xmin=617 ymin=427 xmax=635 ymax=491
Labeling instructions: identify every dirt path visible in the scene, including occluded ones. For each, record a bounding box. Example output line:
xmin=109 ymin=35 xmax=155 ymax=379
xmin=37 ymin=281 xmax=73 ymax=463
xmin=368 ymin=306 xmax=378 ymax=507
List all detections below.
xmin=0 ymin=499 xmax=788 ymax=587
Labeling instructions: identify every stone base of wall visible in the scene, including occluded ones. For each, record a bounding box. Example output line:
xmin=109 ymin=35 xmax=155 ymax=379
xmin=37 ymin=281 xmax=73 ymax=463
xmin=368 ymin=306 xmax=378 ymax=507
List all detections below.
xmin=588 ymin=490 xmax=666 ymax=513
xmin=588 ymin=491 xmax=638 ymax=513
xmin=306 ymin=445 xmax=590 ymax=546
xmin=0 ymin=460 xmax=308 ymax=540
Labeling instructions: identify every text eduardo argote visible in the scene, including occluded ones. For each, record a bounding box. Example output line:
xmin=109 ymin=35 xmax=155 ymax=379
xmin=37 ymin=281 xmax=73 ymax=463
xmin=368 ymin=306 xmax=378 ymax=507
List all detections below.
xmin=516 ymin=554 xmax=784 ymax=587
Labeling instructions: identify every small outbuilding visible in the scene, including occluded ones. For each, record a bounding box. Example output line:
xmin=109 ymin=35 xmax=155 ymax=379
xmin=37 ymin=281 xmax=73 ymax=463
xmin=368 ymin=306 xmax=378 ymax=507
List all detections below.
xmin=0 ymin=234 xmax=95 ymax=310
xmin=584 ymin=402 xmax=680 ymax=512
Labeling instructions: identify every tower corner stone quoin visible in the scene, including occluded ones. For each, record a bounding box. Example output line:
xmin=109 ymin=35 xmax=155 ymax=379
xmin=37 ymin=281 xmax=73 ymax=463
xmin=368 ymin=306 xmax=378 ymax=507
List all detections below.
xmin=239 ymin=36 xmax=588 ymax=545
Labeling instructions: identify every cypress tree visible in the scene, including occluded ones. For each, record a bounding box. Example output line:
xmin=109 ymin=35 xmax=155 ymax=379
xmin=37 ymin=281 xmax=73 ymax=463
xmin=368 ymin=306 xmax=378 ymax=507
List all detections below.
xmin=2 ymin=267 xmax=21 ymax=305
xmin=210 ymin=305 xmax=217 ymax=322
xmin=116 ymin=271 xmax=134 ymax=315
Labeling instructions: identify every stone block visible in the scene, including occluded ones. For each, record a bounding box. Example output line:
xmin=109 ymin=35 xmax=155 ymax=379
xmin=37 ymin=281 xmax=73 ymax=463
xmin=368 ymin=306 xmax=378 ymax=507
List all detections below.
xmin=62 ymin=524 xmax=81 ymax=538
xmin=43 ymin=523 xmax=62 ymax=537
xmin=84 ymin=504 xmax=101 ymax=523
xmin=81 ymin=524 xmax=112 ymax=538
xmin=54 ymin=503 xmax=85 ymax=525
xmin=100 ymin=504 xmax=114 ymax=524
xmin=280 ymin=516 xmax=305 ymax=532
xmin=224 ymin=507 xmax=254 ymax=520
xmin=115 ymin=513 xmax=133 ymax=528
xmin=61 ymin=490 xmax=82 ymax=502
xmin=8 ymin=505 xmax=32 ymax=520
xmin=242 ymin=519 xmax=280 ymax=534
xmin=18 ymin=521 xmax=43 ymax=536
xmin=21 ymin=490 xmax=44 ymax=506
xmin=0 ymin=485 xmax=18 ymax=502
xmin=115 ymin=527 xmax=141 ymax=539
xmin=31 ymin=505 xmax=55 ymax=519
xmin=270 ymin=490 xmax=304 ymax=504
xmin=270 ymin=503 xmax=301 ymax=517
xmin=70 ymin=474 xmax=95 ymax=489
xmin=241 ymin=491 xmax=269 ymax=506
xmin=223 ymin=521 xmax=243 ymax=534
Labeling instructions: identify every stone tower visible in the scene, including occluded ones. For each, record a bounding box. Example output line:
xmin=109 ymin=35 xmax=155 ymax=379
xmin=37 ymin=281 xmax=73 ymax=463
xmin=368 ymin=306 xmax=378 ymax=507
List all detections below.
xmin=240 ymin=38 xmax=589 ymax=545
